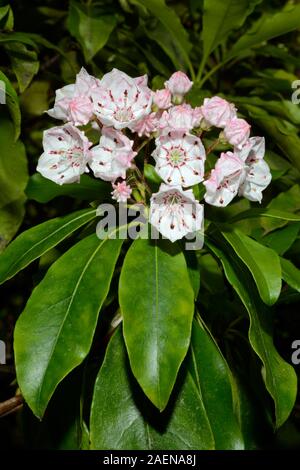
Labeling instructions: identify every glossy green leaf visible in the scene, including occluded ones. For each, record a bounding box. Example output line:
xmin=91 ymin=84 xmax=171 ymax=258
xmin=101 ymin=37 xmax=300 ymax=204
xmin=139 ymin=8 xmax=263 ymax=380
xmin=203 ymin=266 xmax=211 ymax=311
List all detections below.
xmin=133 ymin=0 xmax=193 ymax=75
xmin=15 ymin=234 xmax=123 ymax=418
xmin=226 ymin=4 xmax=300 ymax=60
xmin=189 ymin=319 xmax=244 ymax=449
xmin=207 ymin=240 xmax=297 ymax=428
xmin=0 ymin=208 xmax=97 ymax=284
xmin=220 ymin=227 xmax=281 ymax=305
xmin=230 ymin=208 xmax=300 ymax=224
xmin=26 ymin=173 xmax=110 ymax=203
xmin=280 ymin=258 xmax=300 ymax=293
xmin=261 ymin=186 xmax=300 ymax=233
xmin=4 ymin=42 xmax=39 ymax=92
xmin=201 ymin=0 xmax=260 ymax=64
xmin=262 ymin=223 xmax=300 ymax=256
xmin=67 ymin=0 xmax=117 ymax=62
xmin=119 ymin=238 xmax=194 ymax=411
xmin=90 ymin=328 xmax=214 ymax=450
xmin=0 ymin=115 xmax=28 ymax=208
xmin=0 ymin=72 xmax=21 ymax=139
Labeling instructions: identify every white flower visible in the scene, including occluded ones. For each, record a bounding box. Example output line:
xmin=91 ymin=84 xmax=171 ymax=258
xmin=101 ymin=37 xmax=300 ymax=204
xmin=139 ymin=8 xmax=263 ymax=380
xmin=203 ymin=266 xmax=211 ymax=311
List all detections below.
xmin=111 ymin=181 xmax=132 ymax=202
xmin=204 ymin=151 xmax=245 ymax=206
xmin=237 ymin=137 xmax=271 ymax=202
xmin=47 ymin=67 xmax=99 ymax=125
xmin=149 ymin=183 xmax=203 ymax=242
xmin=91 ymin=68 xmax=152 ymax=130
xmin=152 ymin=130 xmax=206 ymax=187
xmin=37 ymin=124 xmax=91 ymax=185
xmin=89 ymin=127 xmax=136 ymax=182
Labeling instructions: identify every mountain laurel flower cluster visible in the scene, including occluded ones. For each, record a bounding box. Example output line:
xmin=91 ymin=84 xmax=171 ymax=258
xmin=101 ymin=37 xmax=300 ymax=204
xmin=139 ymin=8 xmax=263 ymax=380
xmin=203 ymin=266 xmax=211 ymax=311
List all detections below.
xmin=37 ymin=68 xmax=272 ymax=243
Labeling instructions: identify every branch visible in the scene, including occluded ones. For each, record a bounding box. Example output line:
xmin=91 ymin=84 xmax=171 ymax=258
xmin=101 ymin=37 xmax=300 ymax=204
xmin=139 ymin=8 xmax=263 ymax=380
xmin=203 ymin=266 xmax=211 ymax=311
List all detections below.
xmin=0 ymin=395 xmax=23 ymax=418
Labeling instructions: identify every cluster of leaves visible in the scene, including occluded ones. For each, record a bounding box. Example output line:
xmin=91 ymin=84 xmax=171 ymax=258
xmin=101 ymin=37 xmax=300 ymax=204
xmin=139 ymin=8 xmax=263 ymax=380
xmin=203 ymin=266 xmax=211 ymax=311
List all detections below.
xmin=1 ymin=0 xmax=300 ymax=450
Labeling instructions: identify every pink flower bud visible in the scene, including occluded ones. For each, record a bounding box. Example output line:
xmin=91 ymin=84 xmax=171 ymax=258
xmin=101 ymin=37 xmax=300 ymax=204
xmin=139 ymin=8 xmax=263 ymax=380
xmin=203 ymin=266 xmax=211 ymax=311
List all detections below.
xmin=164 ymin=71 xmax=193 ymax=101
xmin=111 ymin=180 xmax=132 ymax=203
xmin=153 ymin=88 xmax=172 ymax=109
xmin=130 ymin=112 xmax=159 ymax=137
xmin=201 ymin=96 xmax=236 ymax=128
xmin=224 ymin=118 xmax=251 ymax=149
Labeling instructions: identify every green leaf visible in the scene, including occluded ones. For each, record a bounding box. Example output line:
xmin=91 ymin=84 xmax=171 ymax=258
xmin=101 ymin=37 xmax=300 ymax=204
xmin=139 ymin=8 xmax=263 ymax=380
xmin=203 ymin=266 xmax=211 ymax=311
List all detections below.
xmin=230 ymin=208 xmax=300 ymax=224
xmin=220 ymin=227 xmax=281 ymax=306
xmin=15 ymin=234 xmax=123 ymax=418
xmin=26 ymin=173 xmax=110 ymax=203
xmin=0 ymin=196 xmax=25 ymax=253
xmin=90 ymin=328 xmax=214 ymax=450
xmin=4 ymin=42 xmax=39 ymax=92
xmin=0 ymin=115 xmax=27 ymax=208
xmin=202 ymin=0 xmax=261 ymax=64
xmin=280 ymin=258 xmax=300 ymax=293
xmin=262 ymin=223 xmax=300 ymax=256
xmin=226 ymin=4 xmax=300 ymax=61
xmin=144 ymin=163 xmax=162 ymax=184
xmin=0 ymin=208 xmax=97 ymax=284
xmin=189 ymin=319 xmax=244 ymax=449
xmin=20 ymin=81 xmax=50 ymax=116
xmin=207 ymin=239 xmax=297 ymax=428
xmin=262 ymin=186 xmax=300 ymax=234
xmin=0 ymin=71 xmax=21 ymax=139
xmin=133 ymin=0 xmax=193 ymax=75
xmin=67 ymin=0 xmax=117 ymax=62
xmin=119 ymin=238 xmax=194 ymax=411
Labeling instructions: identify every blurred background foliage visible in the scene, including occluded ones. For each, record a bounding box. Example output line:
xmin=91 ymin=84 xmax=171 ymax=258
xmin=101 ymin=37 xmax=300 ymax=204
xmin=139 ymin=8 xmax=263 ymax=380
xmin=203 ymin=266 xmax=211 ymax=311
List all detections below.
xmin=1 ymin=0 xmax=300 ymax=449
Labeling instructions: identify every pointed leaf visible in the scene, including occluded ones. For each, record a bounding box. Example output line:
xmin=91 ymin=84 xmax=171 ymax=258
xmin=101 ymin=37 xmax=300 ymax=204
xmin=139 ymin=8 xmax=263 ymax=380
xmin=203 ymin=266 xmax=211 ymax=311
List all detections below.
xmin=202 ymin=0 xmax=261 ymax=63
xmin=90 ymin=328 xmax=214 ymax=450
xmin=119 ymin=238 xmax=194 ymax=411
xmin=0 ymin=208 xmax=97 ymax=284
xmin=226 ymin=5 xmax=300 ymax=61
xmin=189 ymin=319 xmax=244 ymax=449
xmin=220 ymin=227 xmax=281 ymax=305
xmin=207 ymin=239 xmax=297 ymax=428
xmin=15 ymin=234 xmax=123 ymax=418
xmin=280 ymin=258 xmax=300 ymax=293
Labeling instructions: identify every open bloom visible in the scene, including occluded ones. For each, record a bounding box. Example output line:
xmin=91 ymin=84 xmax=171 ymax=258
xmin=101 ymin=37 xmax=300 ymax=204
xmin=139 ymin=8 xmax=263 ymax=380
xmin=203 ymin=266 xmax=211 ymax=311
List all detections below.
xmin=37 ymin=124 xmax=91 ymax=184
xmin=204 ymin=151 xmax=245 ymax=207
xmin=153 ymin=88 xmax=172 ymax=109
xmin=201 ymin=96 xmax=236 ymax=128
xmin=149 ymin=184 xmax=203 ymax=242
xmin=165 ymin=71 xmax=193 ymax=102
xmin=130 ymin=112 xmax=159 ymax=137
xmin=111 ymin=181 xmax=132 ymax=202
xmin=224 ymin=118 xmax=251 ymax=149
xmin=237 ymin=137 xmax=271 ymax=202
xmin=47 ymin=68 xmax=98 ymax=125
xmin=153 ymin=130 xmax=206 ymax=187
xmin=159 ymin=104 xmax=200 ymax=133
xmin=91 ymin=69 xmax=152 ymax=130
xmin=89 ymin=127 xmax=136 ymax=181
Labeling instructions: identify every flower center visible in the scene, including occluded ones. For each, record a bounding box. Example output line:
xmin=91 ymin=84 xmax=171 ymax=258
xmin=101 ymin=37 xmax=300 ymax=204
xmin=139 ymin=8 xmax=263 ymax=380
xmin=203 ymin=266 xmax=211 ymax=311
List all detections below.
xmin=114 ymin=108 xmax=134 ymax=122
xmin=169 ymin=148 xmax=185 ymax=166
